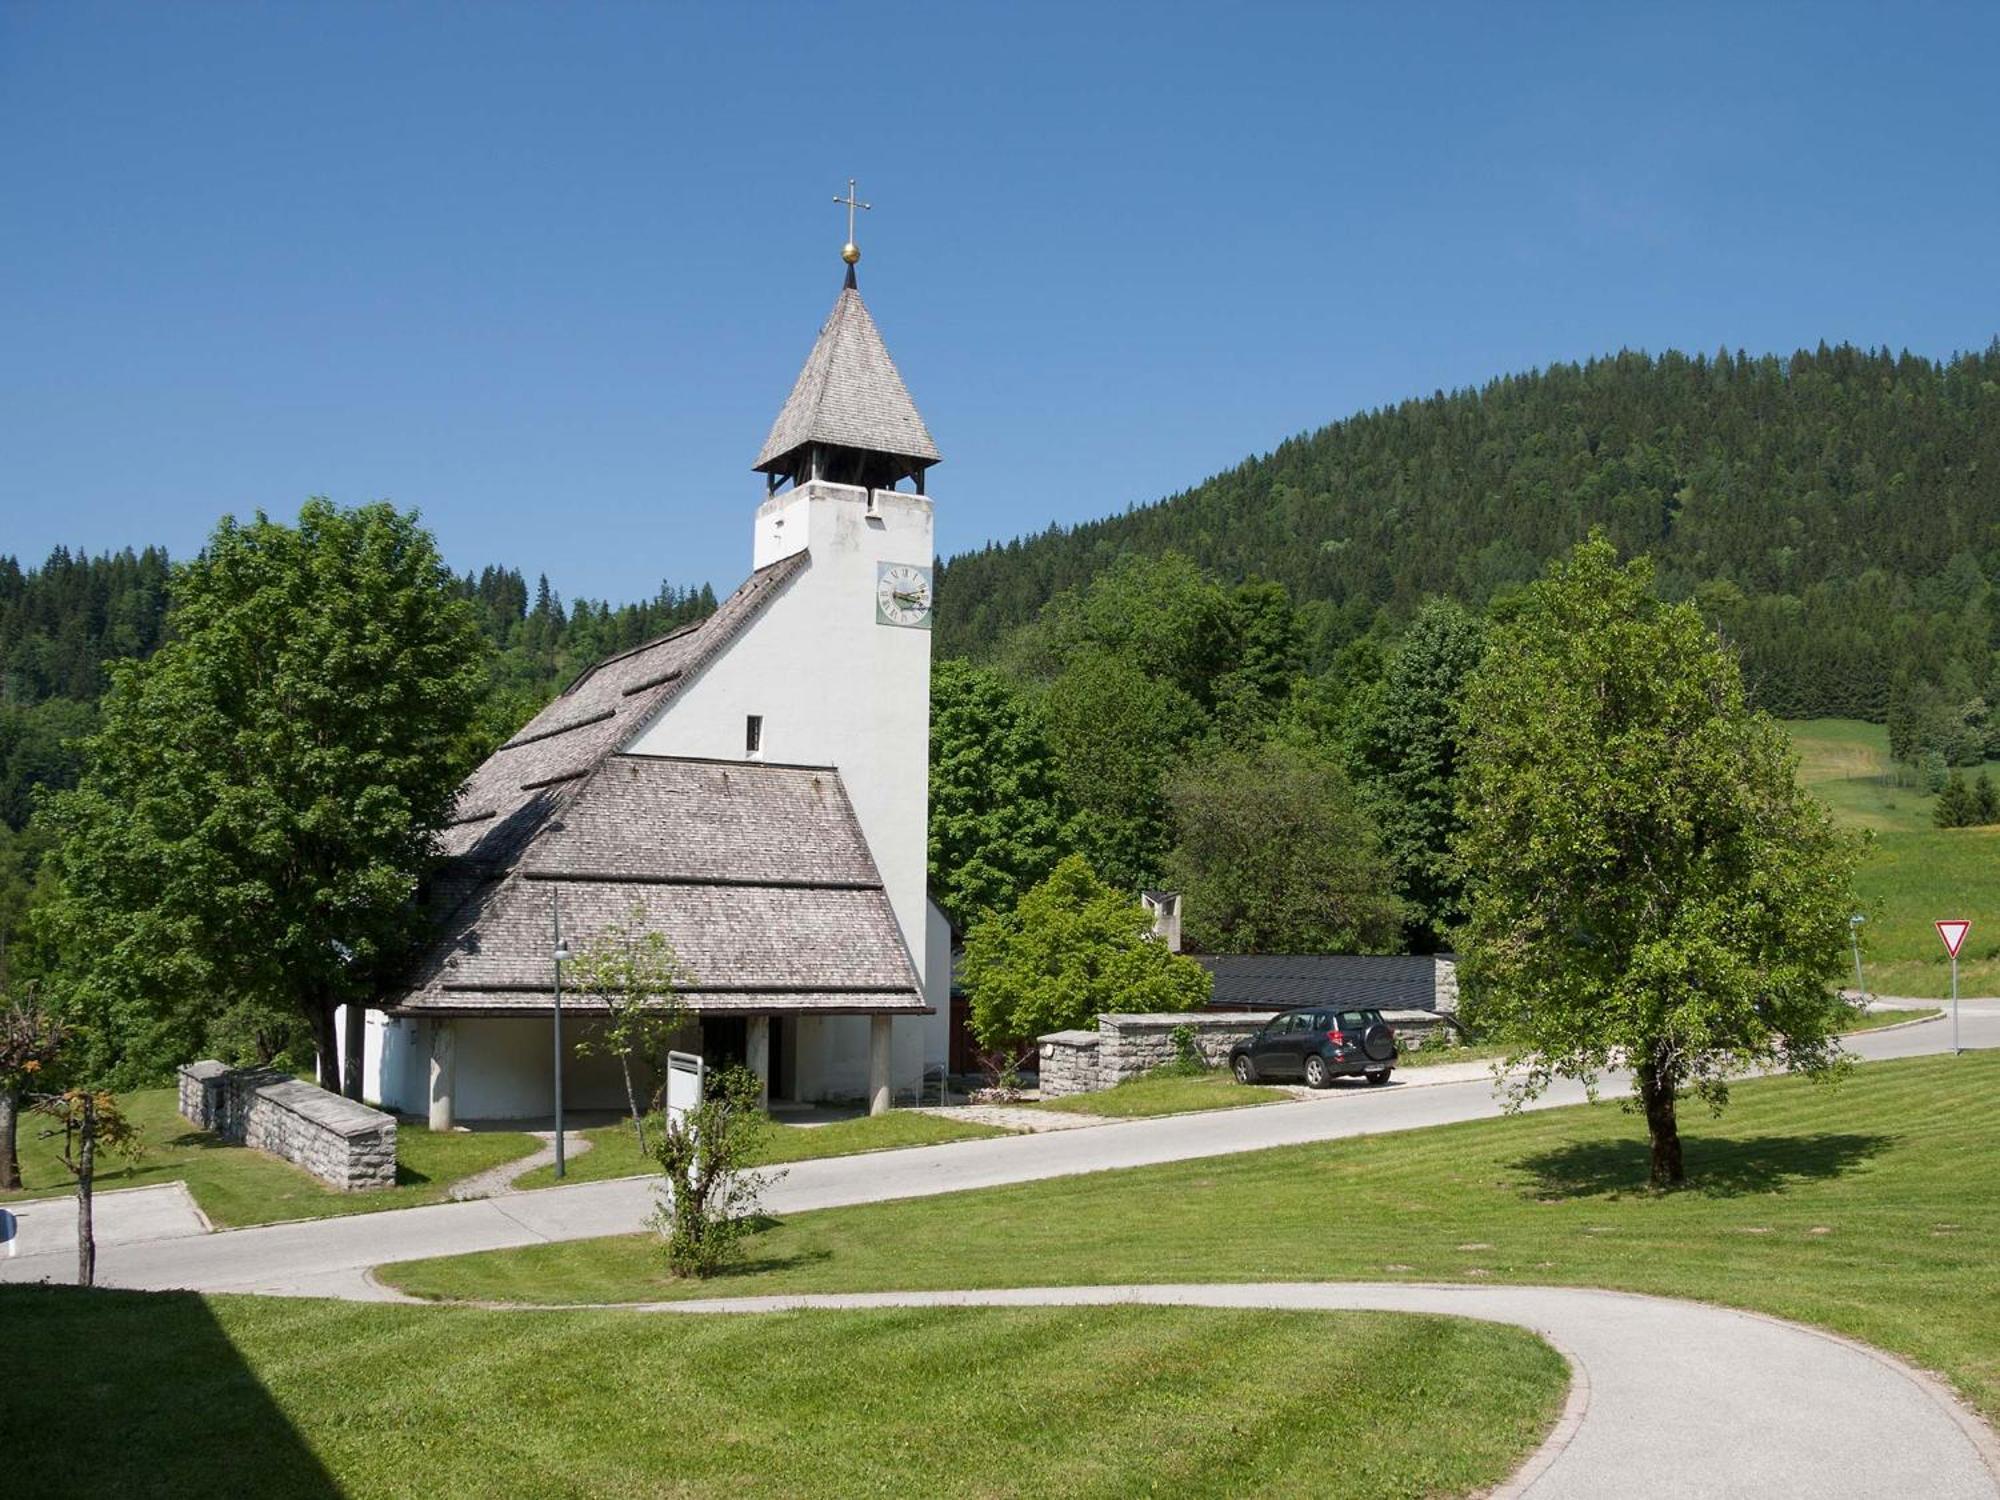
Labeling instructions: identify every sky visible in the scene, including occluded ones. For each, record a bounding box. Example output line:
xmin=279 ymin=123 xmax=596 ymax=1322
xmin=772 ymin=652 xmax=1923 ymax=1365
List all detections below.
xmin=5 ymin=2 xmax=2000 ymax=604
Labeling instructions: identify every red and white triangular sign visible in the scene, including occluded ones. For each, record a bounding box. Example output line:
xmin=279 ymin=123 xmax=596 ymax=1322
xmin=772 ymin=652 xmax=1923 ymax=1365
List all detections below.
xmin=1936 ymin=919 xmax=1972 ymax=958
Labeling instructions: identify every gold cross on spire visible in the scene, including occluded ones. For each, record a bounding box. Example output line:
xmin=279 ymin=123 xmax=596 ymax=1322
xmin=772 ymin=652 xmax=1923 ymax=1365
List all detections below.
xmin=834 ymin=177 xmax=871 ymax=266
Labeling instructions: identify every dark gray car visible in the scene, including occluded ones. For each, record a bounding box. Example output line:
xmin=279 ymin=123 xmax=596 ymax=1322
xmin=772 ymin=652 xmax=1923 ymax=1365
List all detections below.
xmin=1228 ymin=1007 xmax=1397 ymax=1088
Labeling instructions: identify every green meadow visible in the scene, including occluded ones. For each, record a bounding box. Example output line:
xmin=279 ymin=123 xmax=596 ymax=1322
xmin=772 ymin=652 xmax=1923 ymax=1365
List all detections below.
xmin=1784 ymin=719 xmax=2000 ymax=998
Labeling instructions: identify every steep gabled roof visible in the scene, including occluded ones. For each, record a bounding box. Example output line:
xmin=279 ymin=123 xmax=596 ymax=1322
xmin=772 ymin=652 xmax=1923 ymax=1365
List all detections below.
xmin=439 ymin=551 xmax=806 ymax=876
xmin=384 ymin=550 xmax=926 ymax=1018
xmin=753 ymin=275 xmax=941 ymax=475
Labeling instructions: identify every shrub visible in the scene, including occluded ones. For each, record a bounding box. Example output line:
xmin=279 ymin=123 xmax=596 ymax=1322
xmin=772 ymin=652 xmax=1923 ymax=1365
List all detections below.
xmin=648 ymin=1065 xmax=775 ymax=1278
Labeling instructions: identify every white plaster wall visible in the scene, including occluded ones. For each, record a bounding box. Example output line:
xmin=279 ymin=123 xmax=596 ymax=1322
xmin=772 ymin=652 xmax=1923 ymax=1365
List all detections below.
xmin=349 ymin=1010 xmax=634 ymax=1120
xmin=625 ymin=480 xmax=942 ymax=1097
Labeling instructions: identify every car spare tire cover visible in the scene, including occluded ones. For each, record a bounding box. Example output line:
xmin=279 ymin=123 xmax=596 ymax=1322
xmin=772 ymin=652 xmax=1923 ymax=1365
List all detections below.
xmin=1362 ymin=1023 xmax=1396 ymax=1061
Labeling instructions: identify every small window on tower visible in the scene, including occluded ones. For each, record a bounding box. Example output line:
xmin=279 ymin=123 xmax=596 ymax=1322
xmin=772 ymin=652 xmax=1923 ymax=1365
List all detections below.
xmin=745 ymin=715 xmax=764 ymax=758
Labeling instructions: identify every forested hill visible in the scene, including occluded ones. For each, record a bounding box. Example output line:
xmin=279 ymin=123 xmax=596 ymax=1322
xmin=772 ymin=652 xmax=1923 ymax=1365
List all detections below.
xmin=0 ymin=547 xmax=716 ymax=832
xmin=936 ymin=342 xmax=2000 ymax=718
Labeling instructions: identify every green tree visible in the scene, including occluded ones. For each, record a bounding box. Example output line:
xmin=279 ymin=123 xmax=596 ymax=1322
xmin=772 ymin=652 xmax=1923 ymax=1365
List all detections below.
xmin=0 ymin=985 xmax=66 ymax=1190
xmin=960 ymin=855 xmax=1212 ymax=1046
xmin=565 ymin=906 xmax=691 ymax=1152
xmin=42 ymin=500 xmax=487 ymax=1094
xmin=1976 ymin=771 xmax=2000 ymax=826
xmin=1163 ymin=741 xmax=1403 ymax=954
xmin=928 ymin=659 xmax=1072 ymax=932
xmin=1934 ymin=770 xmax=1977 ymax=829
xmin=1039 ymin=649 xmax=1206 ymax=890
xmin=32 ymin=1084 xmax=139 ymax=1286
xmin=1456 ymin=538 xmax=1858 ymax=1187
xmin=1348 ymin=597 xmax=1487 ymax=948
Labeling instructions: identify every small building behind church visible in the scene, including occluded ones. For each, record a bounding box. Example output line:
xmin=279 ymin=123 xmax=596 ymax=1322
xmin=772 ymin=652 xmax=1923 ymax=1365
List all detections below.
xmin=347 ymin=249 xmax=949 ymax=1123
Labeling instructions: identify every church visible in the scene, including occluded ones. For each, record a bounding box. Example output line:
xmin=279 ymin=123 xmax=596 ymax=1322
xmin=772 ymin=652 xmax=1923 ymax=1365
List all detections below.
xmin=349 ymin=225 xmax=950 ymax=1124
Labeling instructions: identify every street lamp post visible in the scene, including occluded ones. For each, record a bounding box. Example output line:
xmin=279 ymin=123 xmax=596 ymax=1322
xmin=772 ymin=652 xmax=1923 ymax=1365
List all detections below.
xmin=1848 ymin=914 xmax=1867 ymax=1005
xmin=552 ymin=890 xmax=572 ymax=1179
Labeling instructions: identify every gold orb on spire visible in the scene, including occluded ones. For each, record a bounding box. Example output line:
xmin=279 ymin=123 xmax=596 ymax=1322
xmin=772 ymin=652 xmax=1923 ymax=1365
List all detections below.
xmin=842 ymin=241 xmax=861 ymax=265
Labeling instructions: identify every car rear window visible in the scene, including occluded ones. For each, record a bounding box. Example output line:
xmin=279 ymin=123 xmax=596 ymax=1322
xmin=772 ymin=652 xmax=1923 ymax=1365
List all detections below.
xmin=1335 ymin=1010 xmax=1378 ymax=1030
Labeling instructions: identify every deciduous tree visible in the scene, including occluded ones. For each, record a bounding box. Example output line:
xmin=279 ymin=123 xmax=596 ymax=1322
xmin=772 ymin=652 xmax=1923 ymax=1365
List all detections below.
xmin=928 ymin=659 xmax=1071 ymax=932
xmin=1164 ymin=741 xmax=1402 ymax=955
xmin=0 ymin=986 xmax=66 ymax=1190
xmin=1347 ymin=597 xmax=1487 ymax=948
xmin=566 ymin=906 xmax=690 ymax=1152
xmin=43 ymin=500 xmax=487 ymax=1094
xmin=961 ymin=855 xmax=1211 ymax=1046
xmin=1456 ymin=537 xmax=1858 ymax=1187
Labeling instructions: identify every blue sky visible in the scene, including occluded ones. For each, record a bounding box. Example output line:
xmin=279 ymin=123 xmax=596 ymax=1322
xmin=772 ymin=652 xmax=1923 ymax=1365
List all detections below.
xmin=5 ymin=2 xmax=1998 ymax=602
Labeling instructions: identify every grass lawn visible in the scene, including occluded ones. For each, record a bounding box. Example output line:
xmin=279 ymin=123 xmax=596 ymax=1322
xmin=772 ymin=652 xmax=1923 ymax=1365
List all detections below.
xmin=512 ymin=1108 xmax=1013 ymax=1190
xmin=0 ymin=1086 xmax=540 ymax=1228
xmin=387 ymin=1051 xmax=2000 ymax=1425
xmin=1838 ymin=1005 xmax=1942 ymax=1032
xmin=1031 ymin=1068 xmax=1288 ymax=1117
xmin=1784 ymin=718 xmax=2000 ymax=998
xmin=0 ymin=1285 xmax=1565 ymax=1500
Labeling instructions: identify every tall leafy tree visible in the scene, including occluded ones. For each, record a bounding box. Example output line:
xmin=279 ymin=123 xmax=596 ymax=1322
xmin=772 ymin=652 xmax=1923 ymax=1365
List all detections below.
xmin=1456 ymin=537 xmax=1858 ymax=1187
xmin=928 ymin=659 xmax=1071 ymax=932
xmin=1039 ymin=649 xmax=1206 ymax=891
xmin=1348 ymin=597 xmax=1487 ymax=949
xmin=961 ymin=855 xmax=1211 ymax=1046
xmin=43 ymin=500 xmax=487 ymax=1094
xmin=1164 ymin=741 xmax=1403 ymax=954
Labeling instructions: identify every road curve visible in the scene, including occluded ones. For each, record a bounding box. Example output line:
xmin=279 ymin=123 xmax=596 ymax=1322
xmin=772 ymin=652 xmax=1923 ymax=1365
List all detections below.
xmin=645 ymin=1281 xmax=2000 ymax=1500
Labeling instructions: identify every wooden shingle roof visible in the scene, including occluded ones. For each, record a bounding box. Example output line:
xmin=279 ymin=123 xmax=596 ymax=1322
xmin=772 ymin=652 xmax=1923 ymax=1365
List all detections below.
xmin=383 ymin=552 xmax=925 ymax=1018
xmin=391 ymin=755 xmax=924 ymax=1017
xmin=753 ymin=276 xmax=940 ymax=476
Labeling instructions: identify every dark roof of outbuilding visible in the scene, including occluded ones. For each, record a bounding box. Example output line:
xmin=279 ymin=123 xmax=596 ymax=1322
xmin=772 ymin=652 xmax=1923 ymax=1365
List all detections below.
xmin=1196 ymin=954 xmax=1450 ymax=1013
xmin=385 ymin=554 xmax=926 ymax=1019
xmin=753 ymin=278 xmax=940 ymax=475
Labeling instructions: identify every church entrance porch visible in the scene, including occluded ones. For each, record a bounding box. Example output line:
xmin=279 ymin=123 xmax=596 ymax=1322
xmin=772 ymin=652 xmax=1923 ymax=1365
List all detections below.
xmin=369 ymin=1011 xmax=908 ymax=1125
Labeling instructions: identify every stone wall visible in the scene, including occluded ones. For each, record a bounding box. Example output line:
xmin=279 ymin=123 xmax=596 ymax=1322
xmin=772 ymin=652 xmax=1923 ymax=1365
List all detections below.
xmin=1036 ymin=1030 xmax=1102 ymax=1099
xmin=1036 ymin=1005 xmax=1464 ymax=1098
xmin=178 ymin=1060 xmax=398 ymax=1191
xmin=1096 ymin=1012 xmax=1276 ymax=1086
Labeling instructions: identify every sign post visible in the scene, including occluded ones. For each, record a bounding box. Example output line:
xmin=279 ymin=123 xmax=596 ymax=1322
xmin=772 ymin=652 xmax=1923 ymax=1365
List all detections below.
xmin=1936 ymin=920 xmax=1971 ymax=1055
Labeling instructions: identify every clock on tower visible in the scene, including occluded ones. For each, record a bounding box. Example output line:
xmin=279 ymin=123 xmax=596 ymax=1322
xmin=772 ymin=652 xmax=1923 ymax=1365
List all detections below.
xmin=875 ymin=561 xmax=933 ymax=629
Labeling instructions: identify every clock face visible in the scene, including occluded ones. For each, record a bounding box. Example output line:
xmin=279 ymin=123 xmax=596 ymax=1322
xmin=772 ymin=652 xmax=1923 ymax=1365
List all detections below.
xmin=876 ymin=562 xmax=934 ymax=629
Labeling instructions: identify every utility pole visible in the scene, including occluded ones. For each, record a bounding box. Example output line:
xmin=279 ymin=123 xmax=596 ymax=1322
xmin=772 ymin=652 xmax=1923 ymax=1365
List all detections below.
xmin=1848 ymin=914 xmax=1868 ymax=1004
xmin=552 ymin=888 xmax=571 ymax=1178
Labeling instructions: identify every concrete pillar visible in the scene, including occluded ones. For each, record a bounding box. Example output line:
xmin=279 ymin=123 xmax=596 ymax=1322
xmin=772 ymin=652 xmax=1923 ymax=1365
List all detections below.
xmin=868 ymin=1014 xmax=893 ymax=1116
xmin=428 ymin=1021 xmax=457 ymax=1132
xmin=746 ymin=1016 xmax=771 ymax=1111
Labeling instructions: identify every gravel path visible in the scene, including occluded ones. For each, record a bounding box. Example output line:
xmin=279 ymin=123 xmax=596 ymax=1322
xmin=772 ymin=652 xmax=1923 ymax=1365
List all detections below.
xmin=446 ymin=1130 xmax=595 ymax=1202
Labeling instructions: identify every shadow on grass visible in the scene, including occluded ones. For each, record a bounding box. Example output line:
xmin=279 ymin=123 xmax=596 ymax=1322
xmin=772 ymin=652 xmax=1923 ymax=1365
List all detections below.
xmin=1516 ymin=1132 xmax=1897 ymax=1199
xmin=1 ymin=1285 xmax=342 ymax=1497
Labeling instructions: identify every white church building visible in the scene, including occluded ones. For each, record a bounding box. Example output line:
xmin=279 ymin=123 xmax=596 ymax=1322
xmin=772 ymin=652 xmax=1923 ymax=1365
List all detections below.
xmin=351 ymin=249 xmax=949 ymax=1124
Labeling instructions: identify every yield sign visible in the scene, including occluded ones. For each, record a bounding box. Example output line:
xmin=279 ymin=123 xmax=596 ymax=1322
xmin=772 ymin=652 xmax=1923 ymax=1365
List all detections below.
xmin=1936 ymin=919 xmax=1972 ymax=958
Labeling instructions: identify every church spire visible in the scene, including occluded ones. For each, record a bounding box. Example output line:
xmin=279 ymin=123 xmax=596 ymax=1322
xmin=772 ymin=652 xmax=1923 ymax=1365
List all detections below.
xmin=753 ymin=181 xmax=941 ymax=495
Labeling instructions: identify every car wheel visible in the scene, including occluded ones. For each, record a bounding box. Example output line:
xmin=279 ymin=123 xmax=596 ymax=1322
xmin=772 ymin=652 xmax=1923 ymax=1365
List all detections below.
xmin=1304 ymin=1055 xmax=1331 ymax=1090
xmin=1367 ymin=1070 xmax=1392 ymax=1087
xmin=1232 ymin=1054 xmax=1256 ymax=1085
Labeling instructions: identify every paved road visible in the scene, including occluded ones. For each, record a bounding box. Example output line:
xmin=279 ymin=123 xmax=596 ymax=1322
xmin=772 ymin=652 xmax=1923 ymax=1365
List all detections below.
xmin=649 ymin=1282 xmax=2000 ymax=1499
xmin=4 ymin=1000 xmax=1989 ymax=1298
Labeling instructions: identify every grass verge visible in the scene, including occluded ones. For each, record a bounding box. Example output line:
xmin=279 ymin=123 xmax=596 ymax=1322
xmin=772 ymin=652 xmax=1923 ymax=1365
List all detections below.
xmin=387 ymin=1051 xmax=2000 ymax=1424
xmin=0 ymin=1285 xmax=1565 ymax=1500
xmin=0 ymin=1086 xmax=540 ymax=1227
xmin=513 ymin=1108 xmax=1012 ymax=1190
xmin=1031 ymin=1068 xmax=1288 ymax=1117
